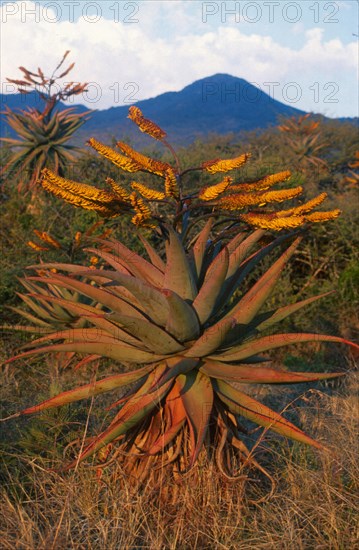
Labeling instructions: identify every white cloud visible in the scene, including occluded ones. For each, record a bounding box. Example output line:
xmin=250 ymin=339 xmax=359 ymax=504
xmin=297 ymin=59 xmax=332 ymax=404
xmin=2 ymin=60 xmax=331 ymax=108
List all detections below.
xmin=1 ymin=1 xmax=357 ymax=116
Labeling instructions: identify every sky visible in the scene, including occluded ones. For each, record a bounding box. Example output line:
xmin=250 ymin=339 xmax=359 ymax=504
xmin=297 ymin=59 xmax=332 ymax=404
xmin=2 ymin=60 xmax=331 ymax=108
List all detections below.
xmin=1 ymin=0 xmax=358 ymax=117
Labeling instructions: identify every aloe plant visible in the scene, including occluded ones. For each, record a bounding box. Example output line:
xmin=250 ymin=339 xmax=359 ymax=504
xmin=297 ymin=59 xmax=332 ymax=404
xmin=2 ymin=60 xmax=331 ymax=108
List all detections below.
xmin=2 ymin=107 xmax=357 ymax=486
xmin=1 ymin=51 xmax=90 ymax=190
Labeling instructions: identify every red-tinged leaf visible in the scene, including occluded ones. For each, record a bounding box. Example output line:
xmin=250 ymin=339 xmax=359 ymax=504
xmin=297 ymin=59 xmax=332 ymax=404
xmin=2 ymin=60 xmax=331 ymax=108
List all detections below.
xmin=226 ymin=229 xmax=265 ymax=279
xmin=255 ymin=291 xmax=334 ymax=333
xmin=200 ymin=360 xmax=344 ymax=384
xmin=19 ymin=364 xmax=155 ymax=415
xmin=210 ymin=333 xmax=359 ymax=362
xmin=185 ymin=317 xmax=236 ymax=358
xmin=27 ymin=275 xmax=146 ymax=320
xmin=64 ymin=373 xmax=172 ymax=468
xmin=138 ymin=234 xmax=166 ymax=272
xmin=93 ymin=238 xmax=164 ymax=286
xmin=162 ymin=289 xmax=200 ymax=341
xmin=106 ymin=312 xmax=184 ymax=355
xmin=192 ymin=217 xmax=214 ymax=278
xmin=20 ymin=292 xmax=142 ymax=347
xmin=176 ymin=371 xmax=213 ymax=466
xmin=156 ymin=357 xmax=199 ymax=387
xmin=5 ymin=341 xmax=165 ymax=365
xmin=226 ymin=237 xmax=302 ymax=325
xmin=216 ymin=380 xmax=322 ymax=448
xmin=80 ymin=265 xmax=169 ymax=326
xmin=148 ymin=418 xmax=185 ymax=455
xmin=164 ymin=226 xmax=197 ymax=301
xmin=193 ymin=247 xmax=229 ymax=323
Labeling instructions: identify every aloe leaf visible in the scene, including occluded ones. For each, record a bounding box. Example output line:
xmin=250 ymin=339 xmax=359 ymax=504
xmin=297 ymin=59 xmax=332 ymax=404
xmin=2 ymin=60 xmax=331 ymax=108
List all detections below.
xmin=254 ymin=291 xmax=334 ymax=333
xmin=193 ymin=246 xmax=229 ymax=324
xmin=226 ymin=237 xmax=302 ymax=325
xmin=215 ymin=380 xmax=323 ymax=448
xmin=6 ymin=341 xmax=165 ymax=365
xmin=162 ymin=289 xmax=200 ymax=341
xmin=28 ymin=275 xmax=146 ymax=320
xmin=210 ymin=333 xmax=359 ymax=362
xmin=192 ymin=217 xmax=214 ymax=278
xmin=148 ymin=418 xmax=186 ymax=455
xmin=185 ymin=317 xmax=236 ymax=358
xmin=23 ymin=292 xmax=143 ymax=347
xmin=138 ymin=234 xmax=166 ymax=272
xmin=92 ymin=239 xmax=164 ymax=286
xmin=177 ymin=370 xmax=213 ymax=465
xmin=105 ymin=312 xmax=185 ymax=355
xmin=218 ymin=231 xmax=298 ymax=311
xmin=226 ymin=229 xmax=265 ymax=279
xmin=164 ymin=226 xmax=197 ymax=301
xmin=65 ymin=373 xmax=172 ymax=467
xmin=200 ymin=360 xmax=344 ymax=384
xmin=17 ymin=365 xmax=155 ymax=415
xmin=80 ymin=267 xmax=169 ymax=326
xmin=8 ymin=306 xmax=52 ymax=328
xmin=156 ymin=357 xmax=199 ymax=387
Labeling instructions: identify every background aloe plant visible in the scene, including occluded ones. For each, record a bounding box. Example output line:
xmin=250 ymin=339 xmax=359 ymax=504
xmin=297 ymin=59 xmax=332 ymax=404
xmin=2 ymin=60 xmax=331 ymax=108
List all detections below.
xmin=0 ymin=51 xmax=90 ymax=191
xmin=2 ymin=107 xmax=357 ymax=489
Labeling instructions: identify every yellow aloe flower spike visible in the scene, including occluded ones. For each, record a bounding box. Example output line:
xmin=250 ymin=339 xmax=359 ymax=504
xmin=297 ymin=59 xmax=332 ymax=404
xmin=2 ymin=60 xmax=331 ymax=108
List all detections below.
xmin=88 ymin=138 xmax=143 ymax=172
xmin=164 ymin=168 xmax=179 ymax=198
xmin=198 ymin=176 xmax=233 ymax=201
xmin=131 ymin=182 xmax=165 ymax=201
xmin=202 ymin=153 xmax=250 ymax=174
xmin=216 ymin=186 xmax=303 ymax=211
xmin=33 ymin=230 xmax=62 ymax=249
xmin=27 ymin=240 xmax=49 ymax=251
xmin=117 ymin=142 xmax=171 ymax=176
xmin=240 ymin=213 xmax=305 ymax=230
xmin=40 ymin=169 xmax=116 ymax=204
xmin=230 ymin=170 xmax=292 ymax=193
xmin=105 ymin=178 xmax=131 ymax=202
xmin=305 ymin=209 xmax=341 ymax=223
xmin=279 ymin=192 xmax=328 ymax=216
xmin=130 ymin=192 xmax=152 ymax=219
xmin=128 ymin=106 xmax=167 ymax=141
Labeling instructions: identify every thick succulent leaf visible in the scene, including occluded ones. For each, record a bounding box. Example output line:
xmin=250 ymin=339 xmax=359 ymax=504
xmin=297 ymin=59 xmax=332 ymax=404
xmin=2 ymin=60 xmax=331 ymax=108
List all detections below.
xmin=226 ymin=229 xmax=265 ymax=279
xmin=210 ymin=333 xmax=359 ymax=362
xmin=192 ymin=217 xmax=214 ymax=278
xmin=21 ymin=292 xmax=142 ymax=346
xmin=148 ymin=418 xmax=185 ymax=455
xmin=17 ymin=364 xmax=156 ymax=415
xmin=6 ymin=341 xmax=165 ymax=365
xmin=218 ymin=231 xmax=297 ymax=311
xmin=164 ymin=226 xmax=197 ymax=300
xmin=162 ymin=289 xmax=200 ymax=341
xmin=138 ymin=234 xmax=166 ymax=272
xmin=19 ymin=327 xmax=122 ymax=350
xmin=93 ymin=238 xmax=164 ymax=286
xmin=200 ymin=360 xmax=344 ymax=384
xmin=156 ymin=357 xmax=199 ymax=387
xmin=254 ymin=291 xmax=334 ymax=333
xmin=226 ymin=237 xmax=302 ymax=325
xmin=147 ymin=381 xmax=187 ymax=455
xmin=27 ymin=275 xmax=146 ymax=320
xmin=66 ymin=366 xmax=171 ymax=467
xmin=193 ymin=247 xmax=229 ymax=324
xmin=79 ymin=267 xmax=169 ymax=326
xmin=8 ymin=306 xmax=52 ymax=328
xmin=177 ymin=370 xmax=214 ymax=465
xmin=215 ymin=380 xmax=322 ymax=448
xmin=184 ymin=316 xmax=236 ymax=358
xmin=105 ymin=312 xmax=184 ymax=354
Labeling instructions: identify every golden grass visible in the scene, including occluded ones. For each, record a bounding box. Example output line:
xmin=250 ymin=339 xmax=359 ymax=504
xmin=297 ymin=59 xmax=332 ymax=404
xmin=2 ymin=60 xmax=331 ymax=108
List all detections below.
xmin=0 ymin=369 xmax=358 ymax=549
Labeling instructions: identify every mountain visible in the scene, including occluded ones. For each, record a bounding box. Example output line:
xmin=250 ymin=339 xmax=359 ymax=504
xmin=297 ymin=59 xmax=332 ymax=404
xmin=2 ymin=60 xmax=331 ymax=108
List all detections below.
xmin=1 ymin=74 xmax=355 ymax=147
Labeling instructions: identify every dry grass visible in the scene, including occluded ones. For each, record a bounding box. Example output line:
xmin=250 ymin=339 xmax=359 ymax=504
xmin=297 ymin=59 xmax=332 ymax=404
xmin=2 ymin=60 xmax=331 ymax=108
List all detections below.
xmin=0 ymin=369 xmax=358 ymax=549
